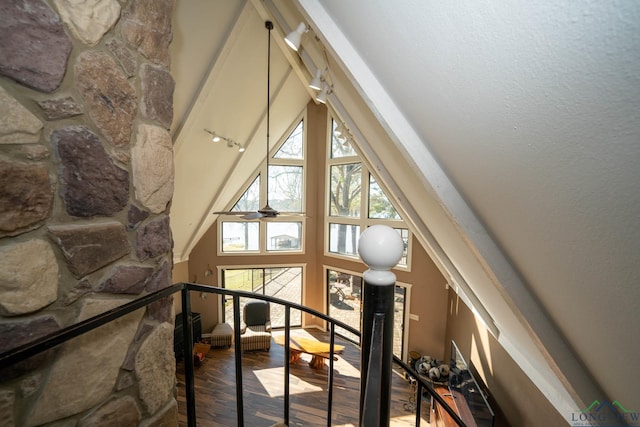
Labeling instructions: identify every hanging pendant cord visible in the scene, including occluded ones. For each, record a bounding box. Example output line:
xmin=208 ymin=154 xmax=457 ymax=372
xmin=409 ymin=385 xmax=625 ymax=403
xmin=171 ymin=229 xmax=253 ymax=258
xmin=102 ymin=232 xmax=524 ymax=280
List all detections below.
xmin=265 ymin=21 xmax=273 ymax=208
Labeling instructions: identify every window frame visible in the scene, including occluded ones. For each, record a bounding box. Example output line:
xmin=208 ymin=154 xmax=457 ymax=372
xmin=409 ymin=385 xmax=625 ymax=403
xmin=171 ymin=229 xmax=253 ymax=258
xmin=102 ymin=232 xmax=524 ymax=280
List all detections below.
xmin=324 ymin=117 xmax=411 ymax=271
xmin=218 ymin=263 xmax=307 ymax=328
xmin=216 ymin=114 xmax=307 ymax=256
xmin=323 ymin=265 xmax=411 ymax=361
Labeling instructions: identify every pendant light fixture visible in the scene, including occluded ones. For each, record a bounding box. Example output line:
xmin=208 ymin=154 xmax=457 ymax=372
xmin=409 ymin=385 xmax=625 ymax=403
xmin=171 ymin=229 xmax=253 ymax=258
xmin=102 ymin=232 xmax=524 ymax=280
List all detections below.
xmin=213 ymin=21 xmax=304 ymax=219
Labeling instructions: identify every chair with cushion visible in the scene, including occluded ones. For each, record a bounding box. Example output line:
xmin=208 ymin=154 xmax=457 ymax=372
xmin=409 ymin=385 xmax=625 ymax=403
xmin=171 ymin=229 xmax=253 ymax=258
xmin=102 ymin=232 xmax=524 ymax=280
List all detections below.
xmin=240 ymin=300 xmax=272 ymax=351
xmin=210 ymin=322 xmax=233 ymax=348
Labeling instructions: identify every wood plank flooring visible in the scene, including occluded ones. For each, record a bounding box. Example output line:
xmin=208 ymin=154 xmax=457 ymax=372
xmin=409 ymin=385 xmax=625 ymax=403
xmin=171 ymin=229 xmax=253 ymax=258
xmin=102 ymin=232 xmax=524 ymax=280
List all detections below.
xmin=176 ymin=329 xmax=431 ymax=427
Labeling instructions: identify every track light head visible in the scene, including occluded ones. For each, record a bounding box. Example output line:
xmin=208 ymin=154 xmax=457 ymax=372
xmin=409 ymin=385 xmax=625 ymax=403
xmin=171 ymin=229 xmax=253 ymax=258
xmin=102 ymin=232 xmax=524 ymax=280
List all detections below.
xmin=315 ymin=84 xmax=331 ymax=104
xmin=309 ymin=68 xmax=324 ymax=91
xmin=335 ymin=122 xmax=349 ymax=140
xmin=285 ymin=22 xmax=307 ymax=51
xmin=204 ymin=129 xmax=245 ymax=153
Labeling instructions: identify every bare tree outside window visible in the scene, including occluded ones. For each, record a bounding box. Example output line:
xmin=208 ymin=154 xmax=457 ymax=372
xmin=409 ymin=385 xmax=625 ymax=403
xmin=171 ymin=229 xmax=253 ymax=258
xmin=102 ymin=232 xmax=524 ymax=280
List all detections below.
xmin=274 ymin=121 xmax=304 ymax=159
xmin=269 ymin=165 xmax=303 ymax=212
xmin=232 ymin=175 xmax=260 ymax=212
xmin=368 ymin=174 xmax=400 ymax=219
xmin=330 ymin=163 xmax=362 ymax=217
xmin=329 ymin=163 xmax=361 ymax=254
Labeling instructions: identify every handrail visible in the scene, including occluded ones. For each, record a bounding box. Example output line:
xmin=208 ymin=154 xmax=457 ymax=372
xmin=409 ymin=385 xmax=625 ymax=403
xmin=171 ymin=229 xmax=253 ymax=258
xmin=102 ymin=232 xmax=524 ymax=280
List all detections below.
xmin=0 ymin=282 xmax=464 ymax=426
xmin=393 ymin=357 xmax=467 ymax=427
xmin=0 ymin=284 xmax=181 ymax=367
xmin=185 ymin=282 xmax=361 ymax=335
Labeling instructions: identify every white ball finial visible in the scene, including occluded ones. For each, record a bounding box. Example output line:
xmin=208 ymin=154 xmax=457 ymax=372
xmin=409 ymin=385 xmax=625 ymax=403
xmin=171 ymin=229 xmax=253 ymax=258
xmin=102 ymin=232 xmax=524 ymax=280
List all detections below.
xmin=358 ymin=225 xmax=404 ymax=270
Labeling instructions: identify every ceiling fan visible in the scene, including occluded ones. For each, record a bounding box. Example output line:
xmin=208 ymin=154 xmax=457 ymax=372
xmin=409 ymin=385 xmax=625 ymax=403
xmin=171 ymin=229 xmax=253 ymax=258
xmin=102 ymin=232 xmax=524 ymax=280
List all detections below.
xmin=214 ymin=21 xmax=305 ymax=221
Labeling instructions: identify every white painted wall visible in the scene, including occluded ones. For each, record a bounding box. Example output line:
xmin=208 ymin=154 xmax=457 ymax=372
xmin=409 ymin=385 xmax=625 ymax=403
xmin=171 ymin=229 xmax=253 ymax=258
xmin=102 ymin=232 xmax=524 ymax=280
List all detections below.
xmin=301 ymin=0 xmax=640 ymax=415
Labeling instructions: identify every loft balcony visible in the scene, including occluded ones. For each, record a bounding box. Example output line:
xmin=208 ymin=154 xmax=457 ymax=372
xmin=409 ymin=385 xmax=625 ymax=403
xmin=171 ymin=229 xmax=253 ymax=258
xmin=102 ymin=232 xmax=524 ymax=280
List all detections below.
xmin=175 ymin=327 xmax=430 ymax=426
xmin=1 ymin=282 xmax=469 ymax=427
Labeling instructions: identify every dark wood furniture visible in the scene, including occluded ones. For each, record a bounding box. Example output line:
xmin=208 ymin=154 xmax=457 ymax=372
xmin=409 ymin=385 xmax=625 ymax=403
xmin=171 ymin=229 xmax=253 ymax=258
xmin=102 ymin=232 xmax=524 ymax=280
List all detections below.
xmin=431 ymin=341 xmax=495 ymax=427
xmin=174 ymin=312 xmax=202 ymax=360
xmin=432 ymin=385 xmax=479 ymax=427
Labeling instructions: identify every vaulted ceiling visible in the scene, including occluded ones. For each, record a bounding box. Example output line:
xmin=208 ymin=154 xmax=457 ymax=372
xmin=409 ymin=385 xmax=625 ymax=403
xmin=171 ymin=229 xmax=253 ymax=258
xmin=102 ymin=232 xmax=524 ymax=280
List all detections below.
xmin=170 ymin=0 xmax=640 ymax=417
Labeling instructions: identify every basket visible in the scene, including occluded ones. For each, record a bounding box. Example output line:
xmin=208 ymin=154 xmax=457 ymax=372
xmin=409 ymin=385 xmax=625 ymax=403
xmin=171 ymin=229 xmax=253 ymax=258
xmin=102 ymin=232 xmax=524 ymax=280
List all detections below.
xmin=193 ymin=342 xmax=210 ymax=355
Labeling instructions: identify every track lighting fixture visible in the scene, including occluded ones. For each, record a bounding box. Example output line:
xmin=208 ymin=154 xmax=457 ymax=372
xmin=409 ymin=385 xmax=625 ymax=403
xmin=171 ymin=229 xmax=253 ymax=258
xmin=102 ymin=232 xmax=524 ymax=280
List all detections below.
xmin=205 ymin=130 xmax=221 ymax=142
xmin=284 ymin=21 xmax=335 ymax=104
xmin=285 ymin=22 xmax=307 ymax=51
xmin=315 ymin=83 xmax=331 ymax=104
xmin=309 ymin=68 xmax=324 ymax=91
xmin=335 ymin=122 xmax=349 ymax=140
xmin=203 ymin=129 xmax=245 ymax=152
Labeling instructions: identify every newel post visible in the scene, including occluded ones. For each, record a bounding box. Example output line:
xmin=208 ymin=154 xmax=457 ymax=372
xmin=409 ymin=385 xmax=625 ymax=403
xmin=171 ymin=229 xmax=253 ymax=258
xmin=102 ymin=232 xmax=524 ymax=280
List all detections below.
xmin=358 ymin=225 xmax=404 ymax=427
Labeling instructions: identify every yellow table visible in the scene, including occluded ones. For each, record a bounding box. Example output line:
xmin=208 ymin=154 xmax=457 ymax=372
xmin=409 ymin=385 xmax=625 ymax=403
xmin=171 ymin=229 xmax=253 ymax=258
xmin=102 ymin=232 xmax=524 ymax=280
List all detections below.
xmin=274 ymin=335 xmax=345 ymax=369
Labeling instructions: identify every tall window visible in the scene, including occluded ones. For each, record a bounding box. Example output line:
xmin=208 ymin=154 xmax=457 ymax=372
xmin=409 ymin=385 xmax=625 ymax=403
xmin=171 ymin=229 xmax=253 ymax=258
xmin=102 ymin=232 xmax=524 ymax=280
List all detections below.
xmin=270 ymin=120 xmax=304 ymax=212
xmin=326 ymin=268 xmax=408 ymax=359
xmin=326 ymin=119 xmax=410 ymax=268
xmin=218 ymin=119 xmax=305 ymax=255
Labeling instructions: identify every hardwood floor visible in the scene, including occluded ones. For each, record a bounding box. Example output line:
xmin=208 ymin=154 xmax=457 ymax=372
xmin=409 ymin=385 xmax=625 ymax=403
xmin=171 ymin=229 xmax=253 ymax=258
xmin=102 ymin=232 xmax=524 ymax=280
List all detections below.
xmin=176 ymin=329 xmax=431 ymax=426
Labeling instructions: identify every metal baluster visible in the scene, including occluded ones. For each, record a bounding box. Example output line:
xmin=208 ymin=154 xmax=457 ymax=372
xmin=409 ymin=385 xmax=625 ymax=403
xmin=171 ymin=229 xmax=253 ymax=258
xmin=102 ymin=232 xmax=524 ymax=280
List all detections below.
xmin=181 ymin=288 xmax=197 ymax=427
xmin=284 ymin=305 xmax=291 ymax=426
xmin=233 ymin=295 xmax=244 ymax=426
xmin=328 ymin=322 xmax=336 ymax=427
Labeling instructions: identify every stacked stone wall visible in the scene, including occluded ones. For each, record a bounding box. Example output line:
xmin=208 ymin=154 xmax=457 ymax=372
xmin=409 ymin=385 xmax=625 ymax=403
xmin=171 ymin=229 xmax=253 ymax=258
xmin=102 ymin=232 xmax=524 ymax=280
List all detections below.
xmin=0 ymin=0 xmax=177 ymax=425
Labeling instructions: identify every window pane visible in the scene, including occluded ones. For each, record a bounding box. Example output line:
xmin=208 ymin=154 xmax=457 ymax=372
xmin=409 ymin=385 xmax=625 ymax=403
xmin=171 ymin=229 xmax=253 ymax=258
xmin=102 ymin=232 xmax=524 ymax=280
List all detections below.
xmin=232 ymin=175 xmax=260 ymax=212
xmin=223 ymin=267 xmax=302 ymax=328
xmin=265 ymin=267 xmax=302 ymax=327
xmin=274 ymin=120 xmax=304 ymax=159
xmin=331 ymin=120 xmax=357 ymax=158
xmin=330 ymin=163 xmax=361 ymax=217
xmin=221 ymin=222 xmax=259 ymax=252
xmin=266 ymin=222 xmax=302 ymax=251
xmin=268 ymin=165 xmax=303 ymax=212
xmin=222 ymin=269 xmax=255 ymax=324
xmin=394 ymin=228 xmax=409 ymax=266
xmin=393 ymin=285 xmax=406 ymax=358
xmin=368 ymin=175 xmax=400 ymax=219
xmin=329 ymin=223 xmax=360 ymax=256
xmin=223 ymin=269 xmax=254 ymax=292
xmin=327 ymin=269 xmax=362 ymax=344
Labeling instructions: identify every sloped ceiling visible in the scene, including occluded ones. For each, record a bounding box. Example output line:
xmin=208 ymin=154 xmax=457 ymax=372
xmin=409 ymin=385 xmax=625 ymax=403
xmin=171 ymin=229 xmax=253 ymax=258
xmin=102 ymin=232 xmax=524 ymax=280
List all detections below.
xmin=170 ymin=0 xmax=311 ymax=260
xmin=170 ymin=0 xmax=640 ymax=417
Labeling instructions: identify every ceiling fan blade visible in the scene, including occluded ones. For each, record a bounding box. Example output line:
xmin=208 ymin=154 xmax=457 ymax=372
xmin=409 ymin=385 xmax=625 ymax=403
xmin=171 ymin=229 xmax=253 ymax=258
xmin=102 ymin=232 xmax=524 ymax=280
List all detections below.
xmin=281 ymin=212 xmax=306 ymax=216
xmin=241 ymin=212 xmax=264 ymax=220
xmin=212 ymin=211 xmax=255 ymax=215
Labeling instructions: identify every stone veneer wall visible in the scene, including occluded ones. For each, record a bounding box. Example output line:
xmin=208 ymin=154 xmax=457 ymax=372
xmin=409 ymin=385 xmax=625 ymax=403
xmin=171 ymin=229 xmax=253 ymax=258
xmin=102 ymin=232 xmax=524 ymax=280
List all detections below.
xmin=0 ymin=1 xmax=177 ymax=426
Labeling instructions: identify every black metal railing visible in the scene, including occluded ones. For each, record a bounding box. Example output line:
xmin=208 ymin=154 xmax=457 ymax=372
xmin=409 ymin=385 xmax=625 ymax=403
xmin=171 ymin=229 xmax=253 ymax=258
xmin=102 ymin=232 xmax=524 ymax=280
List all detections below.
xmin=0 ymin=282 xmax=464 ymax=426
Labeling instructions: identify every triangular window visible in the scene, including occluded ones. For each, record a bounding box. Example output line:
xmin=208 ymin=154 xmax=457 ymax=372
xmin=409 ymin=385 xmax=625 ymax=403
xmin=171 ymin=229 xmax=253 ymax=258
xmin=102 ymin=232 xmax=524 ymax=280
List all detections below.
xmin=274 ymin=120 xmax=303 ymax=159
xmin=232 ymin=175 xmax=260 ymax=212
xmin=368 ymin=175 xmax=401 ymax=220
xmin=331 ymin=120 xmax=356 ymax=158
